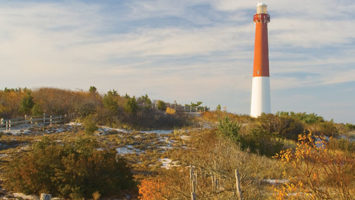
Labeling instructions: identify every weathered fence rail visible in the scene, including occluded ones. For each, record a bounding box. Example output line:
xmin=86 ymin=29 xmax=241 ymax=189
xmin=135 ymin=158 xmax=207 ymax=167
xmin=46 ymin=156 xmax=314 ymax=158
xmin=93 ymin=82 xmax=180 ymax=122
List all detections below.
xmin=187 ymin=165 xmax=243 ymax=200
xmin=0 ymin=113 xmax=70 ymax=132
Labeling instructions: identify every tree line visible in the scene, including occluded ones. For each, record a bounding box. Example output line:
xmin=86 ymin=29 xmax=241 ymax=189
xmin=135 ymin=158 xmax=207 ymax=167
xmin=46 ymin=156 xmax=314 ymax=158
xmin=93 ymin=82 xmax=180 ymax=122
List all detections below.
xmin=0 ymin=87 xmax=190 ymax=129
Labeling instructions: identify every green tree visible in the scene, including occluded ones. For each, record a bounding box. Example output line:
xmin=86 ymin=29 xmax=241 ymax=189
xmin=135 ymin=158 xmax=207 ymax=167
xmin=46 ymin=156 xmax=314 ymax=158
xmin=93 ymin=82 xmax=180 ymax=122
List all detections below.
xmin=89 ymin=86 xmax=97 ymax=94
xmin=216 ymin=104 xmax=222 ymax=111
xmin=124 ymin=97 xmax=138 ymax=114
xmin=103 ymin=90 xmax=119 ymax=112
xmin=156 ymin=100 xmax=166 ymax=111
xmin=196 ymin=101 xmax=203 ymax=107
xmin=138 ymin=94 xmax=152 ymax=107
xmin=31 ymin=104 xmax=43 ymax=116
xmin=190 ymin=101 xmax=202 ymax=107
xmin=190 ymin=101 xmax=202 ymax=112
xmin=19 ymin=93 xmax=35 ymax=115
xmin=218 ymin=117 xmax=241 ymax=142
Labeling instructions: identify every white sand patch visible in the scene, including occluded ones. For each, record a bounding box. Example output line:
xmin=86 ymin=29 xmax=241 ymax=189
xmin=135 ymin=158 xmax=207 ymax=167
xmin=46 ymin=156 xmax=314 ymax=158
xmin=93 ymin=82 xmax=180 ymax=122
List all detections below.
xmin=262 ymin=179 xmax=289 ymax=185
xmin=141 ymin=130 xmax=173 ymax=135
xmin=0 ymin=154 xmax=8 ymax=158
xmin=116 ymin=145 xmax=142 ymax=155
xmin=66 ymin=122 xmax=82 ymax=126
xmin=180 ymin=135 xmax=191 ymax=141
xmin=159 ymin=158 xmax=180 ymax=169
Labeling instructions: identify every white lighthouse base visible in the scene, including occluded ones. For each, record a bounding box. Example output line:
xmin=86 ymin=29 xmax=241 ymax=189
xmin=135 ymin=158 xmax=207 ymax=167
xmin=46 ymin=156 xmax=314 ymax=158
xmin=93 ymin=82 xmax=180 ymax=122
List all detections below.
xmin=250 ymin=76 xmax=271 ymax=117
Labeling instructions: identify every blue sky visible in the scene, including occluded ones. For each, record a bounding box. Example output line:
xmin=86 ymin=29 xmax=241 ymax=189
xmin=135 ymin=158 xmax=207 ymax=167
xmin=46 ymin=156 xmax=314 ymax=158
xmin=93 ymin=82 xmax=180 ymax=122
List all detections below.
xmin=0 ymin=0 xmax=354 ymax=123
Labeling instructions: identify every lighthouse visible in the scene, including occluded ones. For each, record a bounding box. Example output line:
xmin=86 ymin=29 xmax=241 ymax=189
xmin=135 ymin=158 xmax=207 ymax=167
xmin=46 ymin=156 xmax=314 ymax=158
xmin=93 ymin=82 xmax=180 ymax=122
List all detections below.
xmin=250 ymin=2 xmax=271 ymax=117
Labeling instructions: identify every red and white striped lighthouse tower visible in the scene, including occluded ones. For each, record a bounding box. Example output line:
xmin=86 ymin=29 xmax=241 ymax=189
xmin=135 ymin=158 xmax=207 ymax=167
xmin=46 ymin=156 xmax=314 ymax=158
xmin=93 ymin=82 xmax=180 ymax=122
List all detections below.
xmin=250 ymin=2 xmax=271 ymax=117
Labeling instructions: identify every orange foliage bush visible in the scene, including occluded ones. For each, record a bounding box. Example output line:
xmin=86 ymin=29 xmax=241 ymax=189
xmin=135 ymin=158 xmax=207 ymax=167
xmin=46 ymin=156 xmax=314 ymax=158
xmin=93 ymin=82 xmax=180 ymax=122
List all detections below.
xmin=165 ymin=107 xmax=176 ymax=115
xmin=138 ymin=178 xmax=169 ymax=200
xmin=32 ymin=88 xmax=100 ymax=115
xmin=274 ymin=133 xmax=355 ymax=200
xmin=0 ymin=89 xmax=27 ymax=118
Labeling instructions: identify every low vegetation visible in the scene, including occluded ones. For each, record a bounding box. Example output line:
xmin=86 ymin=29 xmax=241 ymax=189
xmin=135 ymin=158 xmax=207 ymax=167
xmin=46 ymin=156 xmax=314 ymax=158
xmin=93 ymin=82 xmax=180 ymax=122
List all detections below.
xmin=0 ymin=87 xmax=191 ymax=129
xmin=3 ymin=137 xmax=136 ymax=199
xmin=274 ymin=133 xmax=354 ymax=199
xmin=137 ymin=112 xmax=354 ymax=199
xmin=138 ymin=129 xmax=285 ymax=199
xmin=1 ymin=87 xmax=354 ymax=199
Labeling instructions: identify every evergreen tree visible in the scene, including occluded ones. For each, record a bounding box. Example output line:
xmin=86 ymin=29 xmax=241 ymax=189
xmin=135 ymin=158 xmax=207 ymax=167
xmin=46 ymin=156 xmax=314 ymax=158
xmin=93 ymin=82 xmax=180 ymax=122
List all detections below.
xmin=20 ymin=93 xmax=35 ymax=115
xmin=125 ymin=97 xmax=138 ymax=114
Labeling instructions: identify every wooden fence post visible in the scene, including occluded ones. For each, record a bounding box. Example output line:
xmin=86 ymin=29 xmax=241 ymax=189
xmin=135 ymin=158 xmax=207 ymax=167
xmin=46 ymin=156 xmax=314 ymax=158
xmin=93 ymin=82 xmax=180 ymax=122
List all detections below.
xmin=211 ymin=173 xmax=215 ymax=193
xmin=235 ymin=169 xmax=242 ymax=200
xmin=190 ymin=165 xmax=196 ymax=200
xmin=1 ymin=114 xmax=65 ymax=133
xmin=195 ymin=169 xmax=198 ymax=190
xmin=43 ymin=113 xmax=46 ymax=131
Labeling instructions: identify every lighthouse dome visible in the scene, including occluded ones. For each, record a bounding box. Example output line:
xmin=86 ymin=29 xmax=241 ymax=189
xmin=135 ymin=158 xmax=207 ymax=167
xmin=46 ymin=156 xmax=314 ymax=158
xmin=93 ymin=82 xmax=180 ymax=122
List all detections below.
xmin=256 ymin=2 xmax=268 ymax=14
xmin=257 ymin=2 xmax=267 ymax=7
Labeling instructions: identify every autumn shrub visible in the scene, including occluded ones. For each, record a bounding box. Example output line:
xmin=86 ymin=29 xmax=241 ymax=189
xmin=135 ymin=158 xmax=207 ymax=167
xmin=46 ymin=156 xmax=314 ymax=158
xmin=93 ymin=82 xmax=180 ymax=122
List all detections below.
xmin=32 ymin=88 xmax=87 ymax=115
xmin=240 ymin=127 xmax=284 ymax=157
xmin=316 ymin=121 xmax=339 ymax=137
xmin=4 ymin=137 xmax=136 ymax=199
xmin=1 ymin=87 xmax=188 ymax=129
xmin=327 ymin=137 xmax=355 ymax=153
xmin=274 ymin=133 xmax=355 ymax=200
xmin=257 ymin=114 xmax=304 ymax=141
xmin=77 ymin=102 xmax=97 ymax=117
xmin=165 ymin=107 xmax=176 ymax=115
xmin=345 ymin=123 xmax=355 ymax=131
xmin=138 ymin=178 xmax=170 ymax=200
xmin=138 ymin=168 xmax=196 ymax=200
xmin=0 ymin=88 xmax=26 ymax=118
xmin=277 ymin=112 xmax=324 ymax=124
xmin=202 ymin=111 xmax=252 ymax=125
xmin=162 ymin=129 xmax=283 ymax=199
xmin=83 ymin=115 xmax=98 ymax=135
xmin=218 ymin=117 xmax=283 ymax=156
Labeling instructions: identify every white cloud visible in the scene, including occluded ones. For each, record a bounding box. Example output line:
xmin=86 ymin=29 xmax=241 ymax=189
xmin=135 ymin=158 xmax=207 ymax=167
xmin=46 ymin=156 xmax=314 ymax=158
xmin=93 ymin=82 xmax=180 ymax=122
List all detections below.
xmin=320 ymin=69 xmax=355 ymax=85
